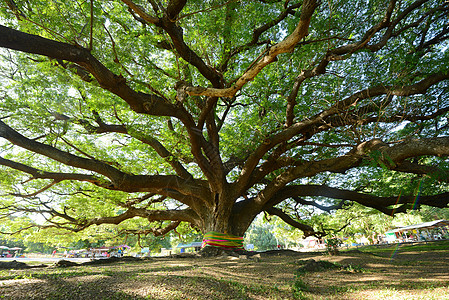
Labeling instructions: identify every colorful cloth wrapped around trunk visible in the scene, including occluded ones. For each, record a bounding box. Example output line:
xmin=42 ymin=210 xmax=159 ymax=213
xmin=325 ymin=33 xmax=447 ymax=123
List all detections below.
xmin=201 ymin=231 xmax=244 ymax=250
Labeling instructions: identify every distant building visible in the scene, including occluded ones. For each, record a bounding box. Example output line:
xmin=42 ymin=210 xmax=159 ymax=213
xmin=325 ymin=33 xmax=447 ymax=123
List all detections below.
xmin=385 ymin=219 xmax=449 ymax=243
xmin=176 ymin=242 xmax=202 ymax=253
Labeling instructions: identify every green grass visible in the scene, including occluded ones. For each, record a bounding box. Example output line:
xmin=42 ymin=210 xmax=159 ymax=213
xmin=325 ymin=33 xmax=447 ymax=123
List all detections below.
xmin=0 ymin=266 xmax=102 ymax=281
xmin=344 ymin=239 xmax=449 ymax=255
xmin=2 ymin=249 xmax=449 ymax=300
xmin=295 ymin=260 xmax=366 ymax=274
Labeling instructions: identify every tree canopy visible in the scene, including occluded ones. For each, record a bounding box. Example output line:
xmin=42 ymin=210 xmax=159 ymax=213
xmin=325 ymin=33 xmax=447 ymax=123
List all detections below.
xmin=0 ymin=0 xmax=448 ymax=243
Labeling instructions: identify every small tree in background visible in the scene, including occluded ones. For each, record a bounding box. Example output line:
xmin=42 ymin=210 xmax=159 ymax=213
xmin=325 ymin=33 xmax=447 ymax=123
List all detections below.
xmin=325 ymin=237 xmax=340 ymax=256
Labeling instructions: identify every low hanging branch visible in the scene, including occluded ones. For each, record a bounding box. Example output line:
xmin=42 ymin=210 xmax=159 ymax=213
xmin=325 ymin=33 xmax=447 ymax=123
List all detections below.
xmin=265 ymin=207 xmax=321 ymax=237
xmin=118 ymin=221 xmax=181 ymax=237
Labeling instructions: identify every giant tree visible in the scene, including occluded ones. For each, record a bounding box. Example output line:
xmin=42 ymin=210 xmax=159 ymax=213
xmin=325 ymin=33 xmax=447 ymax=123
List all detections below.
xmin=0 ymin=0 xmax=448 ymax=247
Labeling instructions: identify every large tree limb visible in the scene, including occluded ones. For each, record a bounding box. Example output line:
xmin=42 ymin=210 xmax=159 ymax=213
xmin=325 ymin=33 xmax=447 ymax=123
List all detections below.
xmin=0 ymin=200 xmax=197 ymax=234
xmin=331 ymin=0 xmax=397 ymax=56
xmin=120 ymin=0 xmax=160 ymax=24
xmin=302 ymin=100 xmax=449 ymax=140
xmin=0 ymin=23 xmax=219 ymax=192
xmin=119 ymin=221 xmax=182 ymax=237
xmin=165 ymin=0 xmax=187 ymax=20
xmin=122 ymin=0 xmax=215 ymax=87
xmin=219 ymin=1 xmax=303 ymax=72
xmin=73 ymin=207 xmax=197 ymax=232
xmin=0 ymin=25 xmax=189 ymax=120
xmin=185 ymin=0 xmax=318 ymax=97
xmin=157 ymin=16 xmax=222 ymax=86
xmin=197 ymin=0 xmax=425 ymax=101
xmin=0 ymin=120 xmax=211 ymax=204
xmin=0 ymin=156 xmax=110 ymax=186
xmin=368 ymin=1 xmax=447 ymax=52
xmin=79 ymin=114 xmax=194 ymax=180
xmin=291 ymin=197 xmax=346 ymax=212
xmin=284 ymin=0 xmax=447 ymax=127
xmin=270 ymin=184 xmax=449 ymax=214
xmin=393 ymin=161 xmax=449 ymax=182
xmin=240 ymin=137 xmax=449 ymax=216
xmin=237 ymin=71 xmax=449 ymax=194
xmin=0 ymin=154 xmax=208 ymax=207
xmin=264 ymin=206 xmax=319 ymax=237
xmin=0 ymin=119 xmax=125 ymax=183
xmin=286 ymin=137 xmax=449 ymax=186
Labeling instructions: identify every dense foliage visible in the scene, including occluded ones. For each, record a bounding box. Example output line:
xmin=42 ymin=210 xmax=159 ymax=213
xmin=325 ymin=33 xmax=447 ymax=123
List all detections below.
xmin=0 ymin=0 xmax=448 ymax=244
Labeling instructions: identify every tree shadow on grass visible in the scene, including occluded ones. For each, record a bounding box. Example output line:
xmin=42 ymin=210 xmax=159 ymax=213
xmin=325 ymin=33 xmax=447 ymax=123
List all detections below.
xmin=0 ymin=263 xmax=289 ymax=299
xmin=293 ymin=254 xmax=449 ymax=299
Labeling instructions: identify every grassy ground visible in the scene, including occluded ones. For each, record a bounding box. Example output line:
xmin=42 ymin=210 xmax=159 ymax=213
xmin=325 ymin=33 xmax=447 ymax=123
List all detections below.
xmin=0 ymin=240 xmax=448 ymax=299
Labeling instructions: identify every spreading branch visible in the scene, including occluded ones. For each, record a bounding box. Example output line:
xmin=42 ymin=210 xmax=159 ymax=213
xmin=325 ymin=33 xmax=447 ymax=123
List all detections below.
xmin=185 ymin=0 xmax=318 ymax=97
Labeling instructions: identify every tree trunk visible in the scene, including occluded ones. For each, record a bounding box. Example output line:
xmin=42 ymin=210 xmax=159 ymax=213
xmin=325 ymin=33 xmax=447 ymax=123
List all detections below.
xmin=194 ymin=196 xmax=257 ymax=256
xmin=198 ymin=209 xmax=252 ymax=237
xmin=194 ymin=187 xmax=257 ymax=237
xmin=198 ymin=211 xmax=252 ymax=256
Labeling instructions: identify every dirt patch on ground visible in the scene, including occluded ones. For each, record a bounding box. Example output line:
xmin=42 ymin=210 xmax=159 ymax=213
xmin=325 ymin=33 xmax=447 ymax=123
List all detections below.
xmin=0 ymin=247 xmax=448 ymax=299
